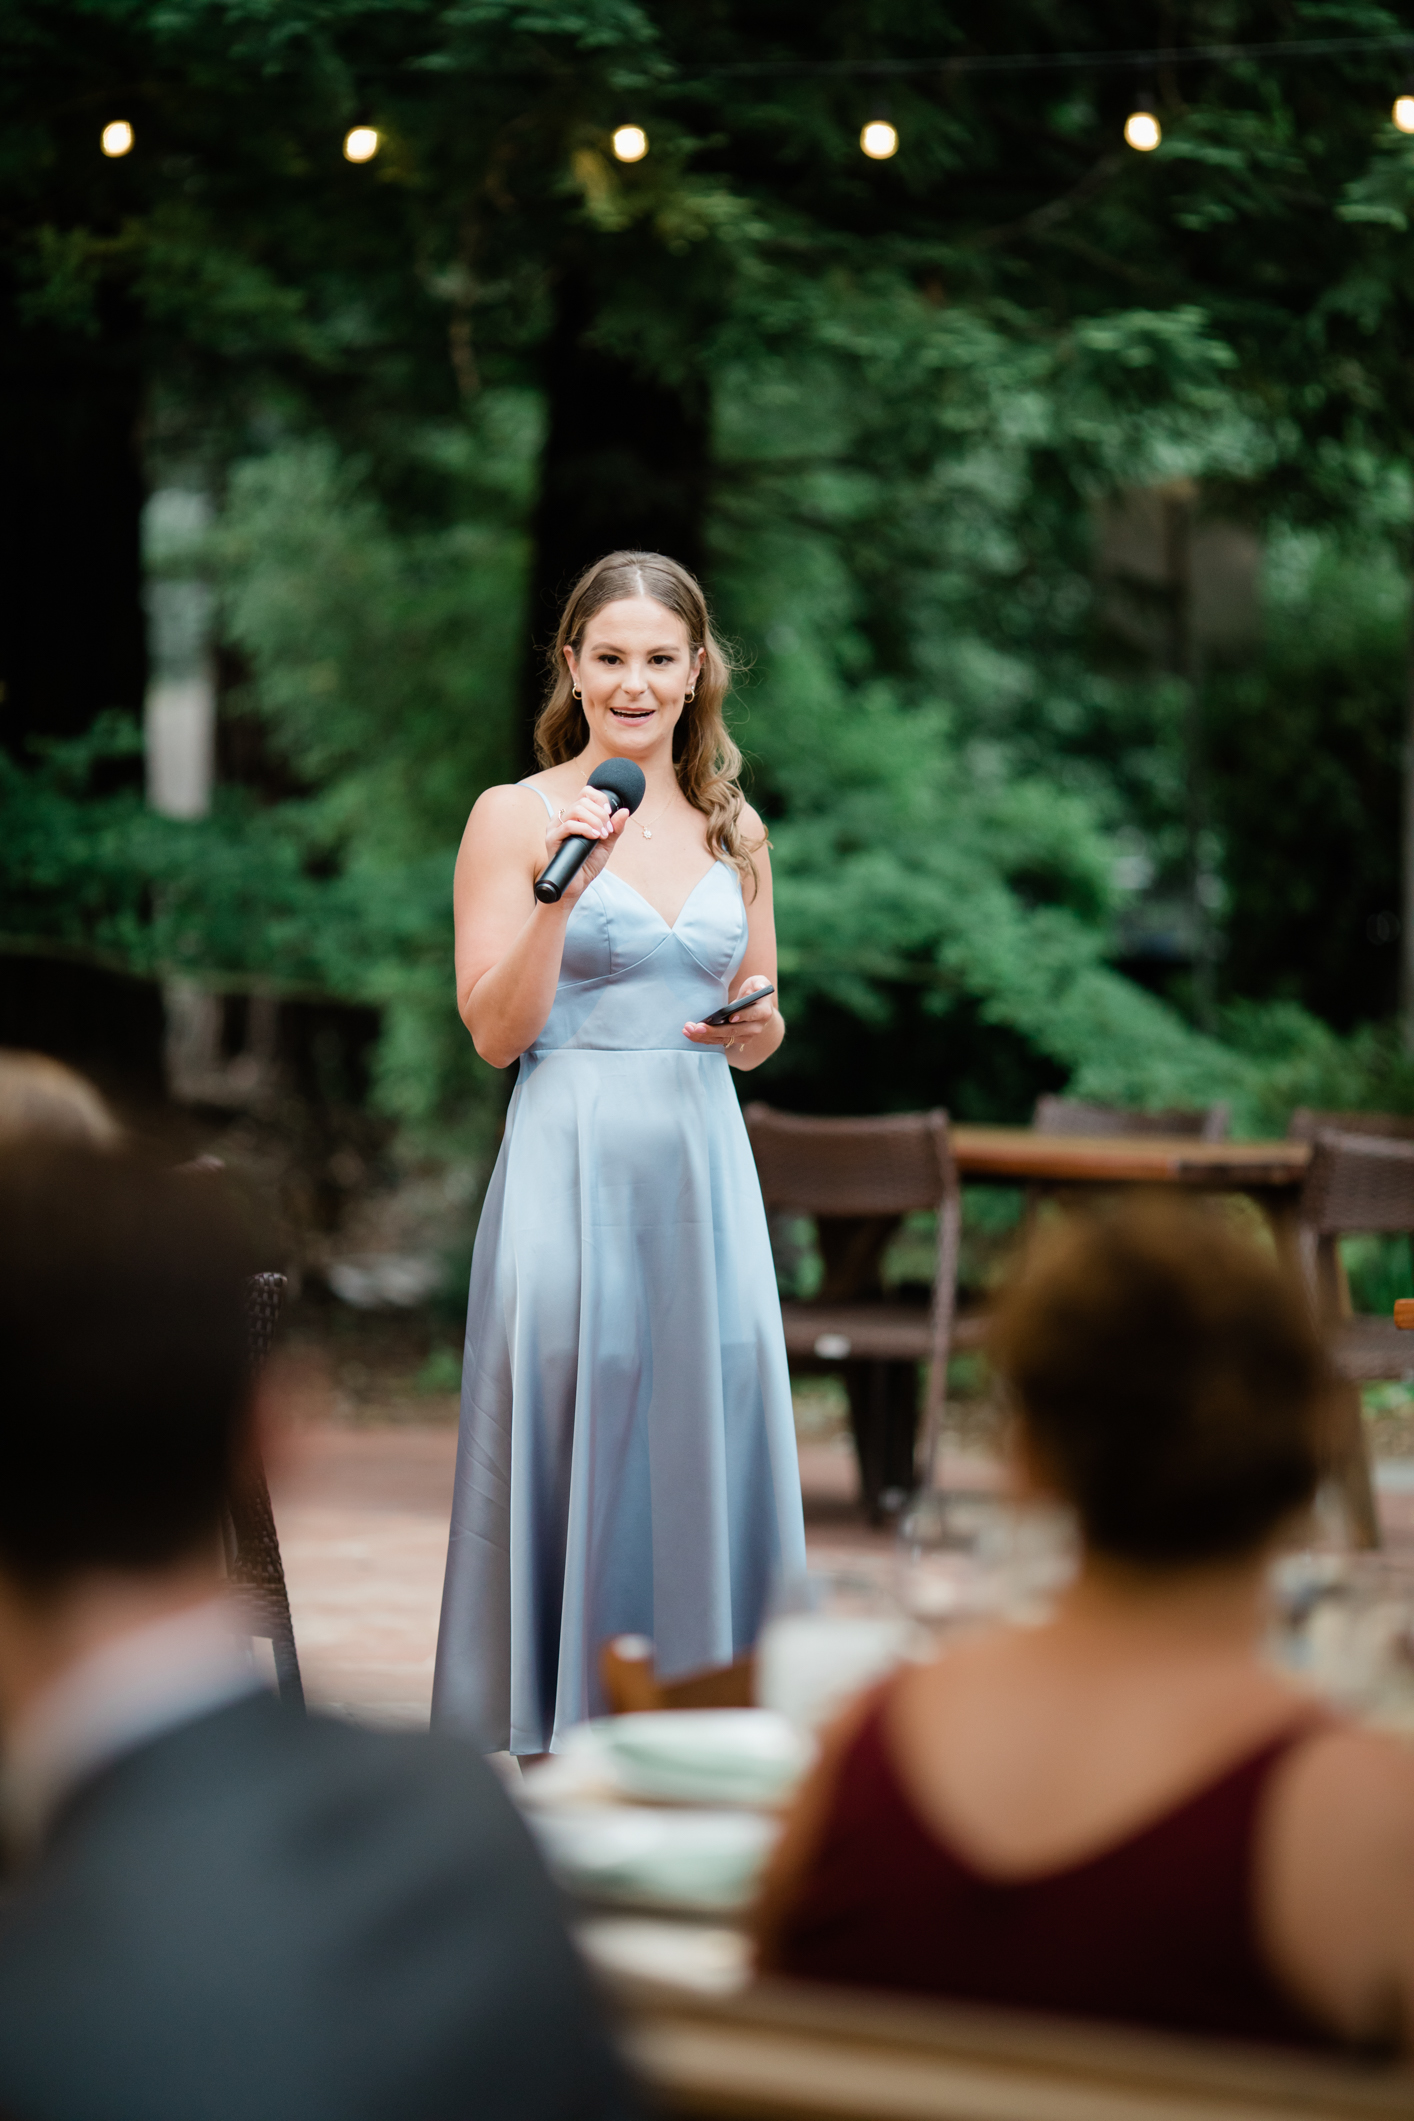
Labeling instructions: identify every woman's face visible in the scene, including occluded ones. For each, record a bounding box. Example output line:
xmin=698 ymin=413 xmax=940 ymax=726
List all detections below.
xmin=564 ymin=596 xmax=704 ymax=760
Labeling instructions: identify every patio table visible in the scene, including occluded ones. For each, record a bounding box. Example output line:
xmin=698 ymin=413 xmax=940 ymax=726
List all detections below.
xmin=949 ymin=1127 xmax=1312 ymax=1244
xmin=950 ymin=1125 xmax=1310 ymax=1193
xmin=948 ymin=1128 xmax=1384 ymax=1545
xmin=767 ymin=1127 xmax=1314 ymax=1516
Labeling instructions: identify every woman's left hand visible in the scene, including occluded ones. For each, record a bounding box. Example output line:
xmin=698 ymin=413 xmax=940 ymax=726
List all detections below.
xmin=684 ymin=978 xmax=777 ymax=1056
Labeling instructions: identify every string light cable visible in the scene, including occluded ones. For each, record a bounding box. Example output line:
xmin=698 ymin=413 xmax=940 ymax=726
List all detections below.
xmin=74 ymin=28 xmax=1414 ymax=168
xmin=700 ymin=31 xmax=1414 ymax=81
xmin=693 ymin=32 xmax=1414 ymax=161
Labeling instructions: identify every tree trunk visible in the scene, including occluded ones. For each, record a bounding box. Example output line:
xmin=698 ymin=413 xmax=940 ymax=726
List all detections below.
xmin=1163 ymin=484 xmax=1216 ymax=1033
xmin=0 ymin=314 xmax=147 ymax=756
xmin=518 ymin=270 xmax=710 ymax=770
xmin=1402 ymin=571 xmax=1414 ymax=1053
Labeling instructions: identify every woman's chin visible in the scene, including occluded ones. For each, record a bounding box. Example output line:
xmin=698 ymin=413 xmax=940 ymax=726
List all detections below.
xmin=603 ymin=715 xmax=661 ymax=747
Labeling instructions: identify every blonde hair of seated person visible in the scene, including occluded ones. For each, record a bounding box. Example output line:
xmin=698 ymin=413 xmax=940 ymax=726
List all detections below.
xmin=0 ymin=1051 xmax=120 ymax=1150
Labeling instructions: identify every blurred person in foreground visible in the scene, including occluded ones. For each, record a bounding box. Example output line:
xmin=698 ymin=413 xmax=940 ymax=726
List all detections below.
xmin=0 ymin=1143 xmax=632 ymax=2121
xmin=758 ymin=1203 xmax=1414 ymax=2053
xmin=0 ymin=1049 xmax=119 ymax=1148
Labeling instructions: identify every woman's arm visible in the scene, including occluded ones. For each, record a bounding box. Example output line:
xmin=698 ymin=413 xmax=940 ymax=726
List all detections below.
xmin=683 ymin=805 xmax=785 ymax=1073
xmin=753 ymin=1685 xmax=884 ymax=1972
xmin=1260 ymin=1723 xmax=1414 ymax=2047
xmin=455 ymin=782 xmax=627 ymax=1070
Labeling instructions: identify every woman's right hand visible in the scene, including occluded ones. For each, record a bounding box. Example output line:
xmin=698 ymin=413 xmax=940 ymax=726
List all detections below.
xmin=455 ymin=778 xmax=629 ymax=1068
xmin=541 ymin=784 xmax=628 ymax=906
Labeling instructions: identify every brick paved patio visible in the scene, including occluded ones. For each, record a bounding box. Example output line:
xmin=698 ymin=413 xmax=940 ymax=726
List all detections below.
xmin=269 ymin=1424 xmax=1414 ymax=1728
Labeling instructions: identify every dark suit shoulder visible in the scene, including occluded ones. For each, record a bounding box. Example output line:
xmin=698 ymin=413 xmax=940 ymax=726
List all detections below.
xmin=0 ymin=1697 xmax=633 ymax=2121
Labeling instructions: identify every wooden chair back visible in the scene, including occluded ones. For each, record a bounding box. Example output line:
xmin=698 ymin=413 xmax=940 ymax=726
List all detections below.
xmin=600 ymin=1635 xmax=754 ymax=1714
xmin=1299 ymin=1132 xmax=1414 ymax=1248
xmin=1033 ymin=1094 xmax=1230 ymax=1141
xmin=744 ymin=1107 xmax=961 ymax=1484
xmin=744 ymin=1105 xmax=954 ymax=1218
xmin=1293 ymin=1133 xmax=1414 ymax=1552
xmin=234 ymin=1273 xmax=304 ymax=1710
xmin=1289 ymin=1107 xmax=1414 ymax=1145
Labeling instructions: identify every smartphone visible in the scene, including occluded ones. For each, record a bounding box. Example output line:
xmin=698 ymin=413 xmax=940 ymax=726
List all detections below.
xmin=702 ymin=983 xmax=776 ymax=1027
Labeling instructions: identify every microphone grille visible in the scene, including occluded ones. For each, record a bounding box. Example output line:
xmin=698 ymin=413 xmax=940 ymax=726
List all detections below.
xmin=587 ymin=759 xmax=646 ymax=814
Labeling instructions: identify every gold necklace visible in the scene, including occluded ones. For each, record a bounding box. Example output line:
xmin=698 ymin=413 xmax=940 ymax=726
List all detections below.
xmin=638 ymin=788 xmax=676 ymax=840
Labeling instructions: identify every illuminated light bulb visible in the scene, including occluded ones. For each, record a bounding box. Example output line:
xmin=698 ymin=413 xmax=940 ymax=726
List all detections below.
xmin=101 ymin=120 xmax=134 ymax=157
xmin=611 ymin=124 xmax=648 ymax=162
xmin=1394 ymin=94 xmax=1414 ymax=133
xmin=343 ymin=126 xmax=379 ymax=163
xmin=860 ymin=119 xmax=899 ymax=160
xmin=1124 ymin=107 xmax=1161 ymax=151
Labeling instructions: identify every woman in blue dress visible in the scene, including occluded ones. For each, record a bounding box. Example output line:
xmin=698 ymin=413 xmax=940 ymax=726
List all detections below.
xmin=431 ymin=551 xmax=806 ymax=1756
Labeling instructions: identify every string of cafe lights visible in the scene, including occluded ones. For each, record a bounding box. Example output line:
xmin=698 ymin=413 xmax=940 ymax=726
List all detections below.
xmin=94 ymin=29 xmax=1414 ymax=167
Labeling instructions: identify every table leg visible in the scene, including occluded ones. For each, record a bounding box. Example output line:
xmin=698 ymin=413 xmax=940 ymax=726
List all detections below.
xmin=1329 ymin=1379 xmax=1381 ymax=1550
xmin=1252 ymin=1186 xmax=1302 ymax=1271
xmin=843 ymin=1358 xmax=919 ymax=1523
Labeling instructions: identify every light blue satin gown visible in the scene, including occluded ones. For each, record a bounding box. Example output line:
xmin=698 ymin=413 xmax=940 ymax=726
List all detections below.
xmin=431 ymin=790 xmax=806 ymax=1754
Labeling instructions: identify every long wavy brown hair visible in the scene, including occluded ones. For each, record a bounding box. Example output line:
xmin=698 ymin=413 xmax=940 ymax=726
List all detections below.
xmin=534 ymin=551 xmax=763 ymax=888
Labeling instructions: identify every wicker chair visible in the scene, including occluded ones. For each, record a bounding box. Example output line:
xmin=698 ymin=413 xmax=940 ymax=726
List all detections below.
xmin=1295 ymin=1132 xmax=1414 ymax=1549
xmin=1032 ymin=1095 xmax=1230 ymax=1141
xmin=745 ymin=1106 xmax=963 ymax=1514
xmin=600 ymin=1635 xmax=754 ymax=1714
xmin=1288 ymin=1114 xmax=1414 ymax=1324
xmin=1288 ymin=1108 xmax=1414 ymax=1144
xmin=235 ymin=1274 xmax=304 ymax=1708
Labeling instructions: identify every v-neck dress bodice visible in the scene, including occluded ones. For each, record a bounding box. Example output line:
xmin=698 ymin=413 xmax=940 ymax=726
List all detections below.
xmin=432 ymin=820 xmax=806 ymax=1755
xmin=526 ymin=861 xmax=745 ymax=1056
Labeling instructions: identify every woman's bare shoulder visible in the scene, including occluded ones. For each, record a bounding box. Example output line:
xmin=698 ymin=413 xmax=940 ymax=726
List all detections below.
xmin=1260 ymin=1722 xmax=1414 ymax=2040
xmin=464 ymin=780 xmax=553 ymax=834
xmin=455 ymin=784 xmax=554 ymax=882
xmin=1266 ymin=1721 xmax=1414 ymax=1936
xmin=1279 ymin=1721 xmax=1414 ymax=1840
xmin=473 ymin=778 xmax=551 ymax=813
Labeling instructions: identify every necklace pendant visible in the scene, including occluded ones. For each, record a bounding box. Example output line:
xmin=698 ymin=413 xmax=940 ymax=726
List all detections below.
xmin=642 ymin=827 xmax=653 ymax=839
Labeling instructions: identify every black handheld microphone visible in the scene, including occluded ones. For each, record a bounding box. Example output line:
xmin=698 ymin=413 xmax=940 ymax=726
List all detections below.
xmin=533 ymin=758 xmax=646 ymax=904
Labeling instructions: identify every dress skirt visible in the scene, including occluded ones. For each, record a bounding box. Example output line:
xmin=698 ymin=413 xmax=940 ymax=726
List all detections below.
xmin=431 ymin=859 xmax=806 ymax=1754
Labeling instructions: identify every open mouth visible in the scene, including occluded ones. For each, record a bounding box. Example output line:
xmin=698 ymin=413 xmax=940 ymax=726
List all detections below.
xmin=610 ymin=705 xmax=654 ymax=722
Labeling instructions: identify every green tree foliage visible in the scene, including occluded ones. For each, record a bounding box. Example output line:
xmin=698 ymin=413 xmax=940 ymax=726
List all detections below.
xmin=214 ymin=409 xmax=541 ymax=1146
xmin=1207 ymin=517 xmax=1411 ymax=1029
xmin=707 ymin=285 xmax=1259 ymax=1113
xmin=8 ymin=0 xmax=1414 ymax=1146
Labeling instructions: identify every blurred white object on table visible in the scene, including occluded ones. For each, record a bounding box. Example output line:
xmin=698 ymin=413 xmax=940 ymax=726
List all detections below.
xmin=517 ymin=1711 xmax=804 ymax=1937
xmin=757 ymin=1570 xmax=919 ymax=1732
xmin=519 ymin=1710 xmax=813 ymax=1810
xmin=528 ymin=1804 xmax=779 ymax=1913
xmin=597 ymin=1710 xmax=811 ymax=1805
xmin=574 ymin=1916 xmax=753 ymax=1997
xmin=1269 ymin=1551 xmax=1414 ymax=1734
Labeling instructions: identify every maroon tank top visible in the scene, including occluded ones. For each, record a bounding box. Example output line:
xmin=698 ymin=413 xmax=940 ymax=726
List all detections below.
xmin=771 ymin=1688 xmax=1335 ymax=2049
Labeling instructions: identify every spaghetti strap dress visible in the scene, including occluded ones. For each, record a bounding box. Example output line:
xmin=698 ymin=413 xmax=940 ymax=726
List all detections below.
xmin=431 ymin=784 xmax=806 ymax=1754
xmin=766 ymin=1685 xmax=1338 ymax=2050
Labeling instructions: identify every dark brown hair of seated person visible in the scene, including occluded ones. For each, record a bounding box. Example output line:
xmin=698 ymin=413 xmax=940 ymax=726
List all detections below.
xmin=0 ymin=1141 xmax=260 ymax=1589
xmin=988 ymin=1201 xmax=1330 ymax=1568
